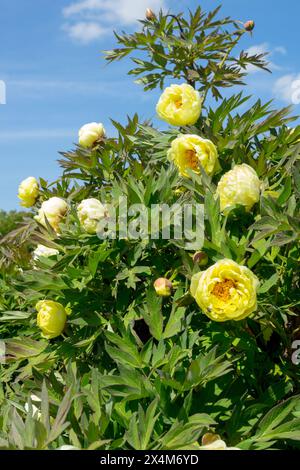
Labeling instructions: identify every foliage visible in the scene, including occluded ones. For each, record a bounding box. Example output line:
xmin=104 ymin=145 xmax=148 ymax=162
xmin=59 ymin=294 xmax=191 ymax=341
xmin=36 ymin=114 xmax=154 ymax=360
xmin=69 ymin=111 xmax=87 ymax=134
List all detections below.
xmin=0 ymin=5 xmax=299 ymax=450
xmin=0 ymin=210 xmax=28 ymax=237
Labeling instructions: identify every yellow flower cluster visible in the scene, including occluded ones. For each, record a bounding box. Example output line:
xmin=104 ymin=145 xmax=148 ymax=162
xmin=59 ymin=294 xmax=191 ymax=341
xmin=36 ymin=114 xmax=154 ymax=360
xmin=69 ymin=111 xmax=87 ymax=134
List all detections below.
xmin=17 ymin=85 xmax=263 ymax=336
xmin=156 ymin=84 xmax=261 ymax=213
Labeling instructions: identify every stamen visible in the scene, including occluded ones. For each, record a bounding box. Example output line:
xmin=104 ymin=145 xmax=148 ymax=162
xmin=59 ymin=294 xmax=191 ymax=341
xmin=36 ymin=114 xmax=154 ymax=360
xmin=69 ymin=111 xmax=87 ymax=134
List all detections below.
xmin=185 ymin=149 xmax=199 ymax=171
xmin=174 ymin=99 xmax=182 ymax=108
xmin=211 ymin=279 xmax=236 ymax=301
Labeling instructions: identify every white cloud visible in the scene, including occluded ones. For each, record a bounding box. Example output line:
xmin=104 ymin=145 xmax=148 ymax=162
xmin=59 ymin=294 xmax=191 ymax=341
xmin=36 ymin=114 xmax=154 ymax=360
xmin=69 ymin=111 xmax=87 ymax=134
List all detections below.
xmin=63 ymin=0 xmax=104 ymax=17
xmin=62 ymin=0 xmax=166 ymax=43
xmin=273 ymin=74 xmax=300 ymax=104
xmin=9 ymin=78 xmax=147 ymax=99
xmin=62 ymin=21 xmax=109 ymax=43
xmin=274 ymin=46 xmax=287 ymax=55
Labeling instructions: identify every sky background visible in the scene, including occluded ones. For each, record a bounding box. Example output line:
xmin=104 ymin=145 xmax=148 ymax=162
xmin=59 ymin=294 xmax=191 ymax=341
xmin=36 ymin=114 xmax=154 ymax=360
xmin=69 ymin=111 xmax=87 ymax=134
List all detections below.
xmin=1 ymin=0 xmax=300 ymax=210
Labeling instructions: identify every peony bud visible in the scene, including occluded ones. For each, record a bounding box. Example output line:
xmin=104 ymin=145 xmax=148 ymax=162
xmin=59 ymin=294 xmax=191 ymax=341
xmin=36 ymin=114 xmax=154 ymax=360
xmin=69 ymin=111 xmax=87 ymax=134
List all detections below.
xmin=193 ymin=251 xmax=208 ymax=266
xmin=201 ymin=433 xmax=222 ymax=446
xmin=154 ymin=278 xmax=173 ymax=297
xmin=216 ymin=164 xmax=261 ymax=214
xmin=36 ymin=300 xmax=67 ymax=339
xmin=33 ymin=244 xmax=59 ymax=261
xmin=77 ymin=198 xmax=107 ymax=234
xmin=35 ymin=197 xmax=68 ymax=233
xmin=146 ymin=8 xmax=156 ymax=21
xmin=18 ymin=176 xmax=39 ymax=208
xmin=78 ymin=122 xmax=105 ymax=148
xmin=244 ymin=20 xmax=255 ymax=31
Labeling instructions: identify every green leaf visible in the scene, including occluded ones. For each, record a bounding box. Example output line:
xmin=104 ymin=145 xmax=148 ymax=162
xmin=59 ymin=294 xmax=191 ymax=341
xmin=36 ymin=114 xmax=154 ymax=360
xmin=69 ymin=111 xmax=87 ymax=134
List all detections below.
xmin=143 ymin=289 xmax=164 ymax=341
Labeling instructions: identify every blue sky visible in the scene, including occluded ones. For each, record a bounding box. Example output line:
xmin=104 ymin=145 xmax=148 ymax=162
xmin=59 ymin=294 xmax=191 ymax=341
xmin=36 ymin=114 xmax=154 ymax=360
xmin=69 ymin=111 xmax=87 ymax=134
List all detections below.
xmin=0 ymin=0 xmax=300 ymax=210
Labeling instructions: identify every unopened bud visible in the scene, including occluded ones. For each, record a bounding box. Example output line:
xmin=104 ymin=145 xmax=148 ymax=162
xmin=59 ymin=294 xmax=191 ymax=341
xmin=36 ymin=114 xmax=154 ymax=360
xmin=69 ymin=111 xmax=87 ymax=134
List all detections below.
xmin=202 ymin=433 xmax=221 ymax=446
xmin=244 ymin=20 xmax=255 ymax=32
xmin=193 ymin=251 xmax=208 ymax=266
xmin=154 ymin=278 xmax=172 ymax=297
xmin=146 ymin=8 xmax=156 ymax=21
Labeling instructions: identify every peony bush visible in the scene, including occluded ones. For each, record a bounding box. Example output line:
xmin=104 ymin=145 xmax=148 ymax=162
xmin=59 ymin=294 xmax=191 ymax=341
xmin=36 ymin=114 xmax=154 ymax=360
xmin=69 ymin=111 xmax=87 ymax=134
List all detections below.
xmin=0 ymin=5 xmax=300 ymax=451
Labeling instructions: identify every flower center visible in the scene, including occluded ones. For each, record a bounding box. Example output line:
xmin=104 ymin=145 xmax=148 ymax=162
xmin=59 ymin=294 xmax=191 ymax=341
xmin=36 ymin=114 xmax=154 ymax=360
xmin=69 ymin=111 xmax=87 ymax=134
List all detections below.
xmin=185 ymin=149 xmax=199 ymax=171
xmin=211 ymin=279 xmax=236 ymax=302
xmin=174 ymin=98 xmax=183 ymax=109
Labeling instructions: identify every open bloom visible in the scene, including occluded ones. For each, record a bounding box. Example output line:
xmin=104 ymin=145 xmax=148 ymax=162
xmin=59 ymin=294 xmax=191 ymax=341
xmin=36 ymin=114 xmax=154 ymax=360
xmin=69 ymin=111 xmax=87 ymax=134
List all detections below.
xmin=156 ymin=84 xmax=202 ymax=126
xmin=36 ymin=300 xmax=67 ymax=339
xmin=78 ymin=122 xmax=105 ymax=148
xmin=168 ymin=134 xmax=218 ymax=178
xmin=77 ymin=198 xmax=107 ymax=234
xmin=190 ymin=259 xmax=259 ymax=322
xmin=217 ymin=164 xmax=261 ymax=213
xmin=35 ymin=197 xmax=68 ymax=232
xmin=18 ymin=177 xmax=39 ymax=208
xmin=33 ymin=244 xmax=59 ymax=260
xmin=154 ymin=278 xmax=173 ymax=297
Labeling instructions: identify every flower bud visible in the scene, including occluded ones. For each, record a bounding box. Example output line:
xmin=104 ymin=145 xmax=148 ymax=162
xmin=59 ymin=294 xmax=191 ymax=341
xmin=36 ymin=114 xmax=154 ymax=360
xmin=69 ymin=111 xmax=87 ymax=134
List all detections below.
xmin=36 ymin=300 xmax=67 ymax=339
xmin=154 ymin=278 xmax=173 ymax=297
xmin=77 ymin=198 xmax=107 ymax=234
xmin=146 ymin=8 xmax=156 ymax=20
xmin=244 ymin=20 xmax=255 ymax=31
xmin=193 ymin=251 xmax=208 ymax=266
xmin=216 ymin=164 xmax=261 ymax=214
xmin=35 ymin=197 xmax=68 ymax=232
xmin=18 ymin=176 xmax=39 ymax=208
xmin=78 ymin=122 xmax=105 ymax=148
xmin=201 ymin=433 xmax=221 ymax=446
xmin=33 ymin=244 xmax=59 ymax=261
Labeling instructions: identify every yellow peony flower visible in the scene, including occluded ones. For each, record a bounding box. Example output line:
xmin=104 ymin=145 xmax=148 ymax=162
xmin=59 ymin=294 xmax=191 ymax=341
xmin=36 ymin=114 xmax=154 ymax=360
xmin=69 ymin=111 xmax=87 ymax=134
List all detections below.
xmin=156 ymin=84 xmax=202 ymax=126
xmin=154 ymin=278 xmax=173 ymax=297
xmin=77 ymin=198 xmax=107 ymax=234
xmin=35 ymin=197 xmax=68 ymax=232
xmin=190 ymin=259 xmax=259 ymax=322
xmin=217 ymin=164 xmax=261 ymax=213
xmin=78 ymin=122 xmax=105 ymax=148
xmin=36 ymin=300 xmax=67 ymax=339
xmin=18 ymin=177 xmax=39 ymax=208
xmin=168 ymin=134 xmax=218 ymax=178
